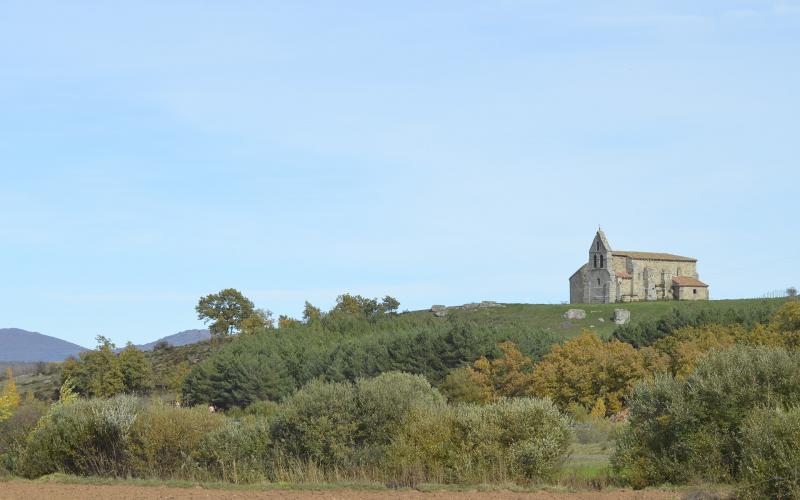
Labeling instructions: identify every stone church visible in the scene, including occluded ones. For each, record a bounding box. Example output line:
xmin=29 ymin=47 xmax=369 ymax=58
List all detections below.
xmin=569 ymin=229 xmax=709 ymax=304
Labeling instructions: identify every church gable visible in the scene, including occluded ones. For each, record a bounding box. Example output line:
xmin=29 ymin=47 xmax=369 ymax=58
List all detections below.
xmin=590 ymin=229 xmax=611 ymax=254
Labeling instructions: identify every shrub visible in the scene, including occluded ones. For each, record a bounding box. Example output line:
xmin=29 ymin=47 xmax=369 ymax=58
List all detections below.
xmin=738 ymin=406 xmax=800 ymax=499
xmin=439 ymin=366 xmax=486 ymax=404
xmin=17 ymin=395 xmax=141 ymax=478
xmin=269 ymin=372 xmax=445 ymax=469
xmin=269 ymin=378 xmax=359 ymax=468
xmin=387 ymin=398 xmax=570 ymax=483
xmin=128 ymin=403 xmax=224 ymax=479
xmin=0 ymin=399 xmax=48 ymax=474
xmin=244 ymin=400 xmax=279 ymax=419
xmin=354 ymin=372 xmax=445 ymax=448
xmin=612 ymin=346 xmax=800 ymax=488
xmin=198 ymin=416 xmax=273 ymax=482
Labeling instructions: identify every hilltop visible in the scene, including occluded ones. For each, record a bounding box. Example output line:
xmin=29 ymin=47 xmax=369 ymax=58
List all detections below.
xmin=0 ymin=328 xmax=88 ymax=362
xmin=123 ymin=329 xmax=211 ymax=352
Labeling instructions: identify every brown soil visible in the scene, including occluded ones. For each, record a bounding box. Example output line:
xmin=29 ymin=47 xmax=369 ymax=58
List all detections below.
xmin=0 ymin=481 xmax=680 ymax=500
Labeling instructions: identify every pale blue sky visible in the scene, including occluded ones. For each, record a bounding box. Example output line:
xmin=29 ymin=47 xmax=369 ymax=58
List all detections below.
xmin=1 ymin=1 xmax=798 ymax=347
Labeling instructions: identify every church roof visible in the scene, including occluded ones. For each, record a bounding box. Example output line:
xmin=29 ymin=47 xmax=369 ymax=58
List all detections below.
xmin=672 ymin=276 xmax=708 ymax=287
xmin=612 ymin=250 xmax=696 ymax=262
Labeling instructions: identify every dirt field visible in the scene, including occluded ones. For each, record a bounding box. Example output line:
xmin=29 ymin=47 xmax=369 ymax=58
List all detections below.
xmin=0 ymin=481 xmax=681 ymax=500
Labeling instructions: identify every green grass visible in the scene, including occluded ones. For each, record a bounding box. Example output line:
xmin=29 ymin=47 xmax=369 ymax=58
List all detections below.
xmin=404 ymin=297 xmax=786 ymax=340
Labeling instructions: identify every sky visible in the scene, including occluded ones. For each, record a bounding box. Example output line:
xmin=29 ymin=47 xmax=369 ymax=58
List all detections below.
xmin=1 ymin=1 xmax=798 ymax=347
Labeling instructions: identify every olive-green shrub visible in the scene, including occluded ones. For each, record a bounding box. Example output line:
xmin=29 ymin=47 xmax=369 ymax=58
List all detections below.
xmin=198 ymin=416 xmax=273 ymax=482
xmin=17 ymin=395 xmax=141 ymax=478
xmin=128 ymin=403 xmax=224 ymax=479
xmin=612 ymin=346 xmax=800 ymax=488
xmin=269 ymin=378 xmax=359 ymax=468
xmin=269 ymin=372 xmax=444 ymax=468
xmin=386 ymin=397 xmax=570 ymax=483
xmin=0 ymin=399 xmax=48 ymax=474
xmin=739 ymin=407 xmax=800 ymax=499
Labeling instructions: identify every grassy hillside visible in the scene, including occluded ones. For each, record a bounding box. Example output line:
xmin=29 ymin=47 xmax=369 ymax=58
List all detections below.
xmin=415 ymin=297 xmax=787 ymax=340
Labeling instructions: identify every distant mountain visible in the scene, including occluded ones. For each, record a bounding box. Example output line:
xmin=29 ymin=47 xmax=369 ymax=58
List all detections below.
xmin=0 ymin=328 xmax=88 ymax=362
xmin=131 ymin=329 xmax=211 ymax=351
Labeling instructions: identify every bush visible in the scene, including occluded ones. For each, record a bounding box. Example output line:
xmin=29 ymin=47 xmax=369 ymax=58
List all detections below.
xmin=354 ymin=372 xmax=445 ymax=448
xmin=269 ymin=378 xmax=359 ymax=468
xmin=387 ymin=397 xmax=570 ymax=483
xmin=244 ymin=400 xmax=279 ymax=419
xmin=269 ymin=372 xmax=445 ymax=469
xmin=128 ymin=403 xmax=224 ymax=479
xmin=739 ymin=407 xmax=800 ymax=499
xmin=439 ymin=366 xmax=486 ymax=404
xmin=0 ymin=399 xmax=48 ymax=473
xmin=612 ymin=346 xmax=800 ymax=488
xmin=198 ymin=416 xmax=273 ymax=482
xmin=17 ymin=395 xmax=141 ymax=478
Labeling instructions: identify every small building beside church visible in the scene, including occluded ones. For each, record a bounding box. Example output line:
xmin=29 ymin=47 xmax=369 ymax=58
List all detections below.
xmin=569 ymin=229 xmax=709 ymax=304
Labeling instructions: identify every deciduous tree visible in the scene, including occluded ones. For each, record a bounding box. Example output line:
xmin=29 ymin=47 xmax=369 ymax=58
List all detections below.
xmin=196 ymin=288 xmax=257 ymax=338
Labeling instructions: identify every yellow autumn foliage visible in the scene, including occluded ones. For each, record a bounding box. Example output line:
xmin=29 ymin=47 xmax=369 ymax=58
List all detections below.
xmin=0 ymin=367 xmax=21 ymax=422
xmin=531 ymin=332 xmax=667 ymax=415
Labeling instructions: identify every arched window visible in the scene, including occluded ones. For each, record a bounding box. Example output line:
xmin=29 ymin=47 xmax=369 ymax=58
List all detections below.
xmin=596 ymin=241 xmax=600 ymax=251
xmin=593 ymin=255 xmax=597 ymax=268
xmin=597 ymin=278 xmax=601 ymax=286
xmin=600 ymin=255 xmax=604 ymax=268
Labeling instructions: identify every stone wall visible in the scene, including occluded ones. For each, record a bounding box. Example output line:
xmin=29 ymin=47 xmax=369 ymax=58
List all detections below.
xmin=569 ymin=265 xmax=587 ymax=304
xmin=625 ymin=258 xmax=698 ymax=301
xmin=675 ymin=285 xmax=709 ymax=300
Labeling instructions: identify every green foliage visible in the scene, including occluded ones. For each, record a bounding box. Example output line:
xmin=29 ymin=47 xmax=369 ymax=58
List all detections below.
xmin=269 ymin=378 xmax=359 ymax=468
xmin=332 ymin=294 xmax=400 ymax=319
xmin=181 ymin=313 xmax=558 ymax=408
xmin=387 ymin=397 xmax=571 ymax=483
xmin=738 ymin=406 xmax=800 ymax=499
xmin=119 ymin=344 xmax=154 ymax=395
xmin=61 ymin=336 xmax=125 ymax=398
xmin=61 ymin=337 xmax=153 ymax=398
xmin=269 ymin=372 xmax=444 ymax=469
xmin=17 ymin=395 xmax=141 ymax=478
xmin=613 ymin=301 xmax=781 ymax=347
xmin=244 ymin=399 xmax=279 ymax=419
xmin=302 ymin=301 xmax=322 ymax=323
xmin=197 ymin=416 xmax=273 ymax=482
xmin=196 ymin=288 xmax=257 ymax=338
xmin=10 ymin=373 xmax=570 ymax=485
xmin=354 ymin=372 xmax=445 ymax=449
xmin=181 ymin=339 xmax=294 ymax=409
xmin=128 ymin=403 xmax=224 ymax=479
xmin=612 ymin=346 xmax=800 ymax=488
xmin=239 ymin=309 xmax=274 ymax=336
xmin=0 ymin=398 xmax=48 ymax=473
xmin=439 ymin=366 xmax=486 ymax=404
